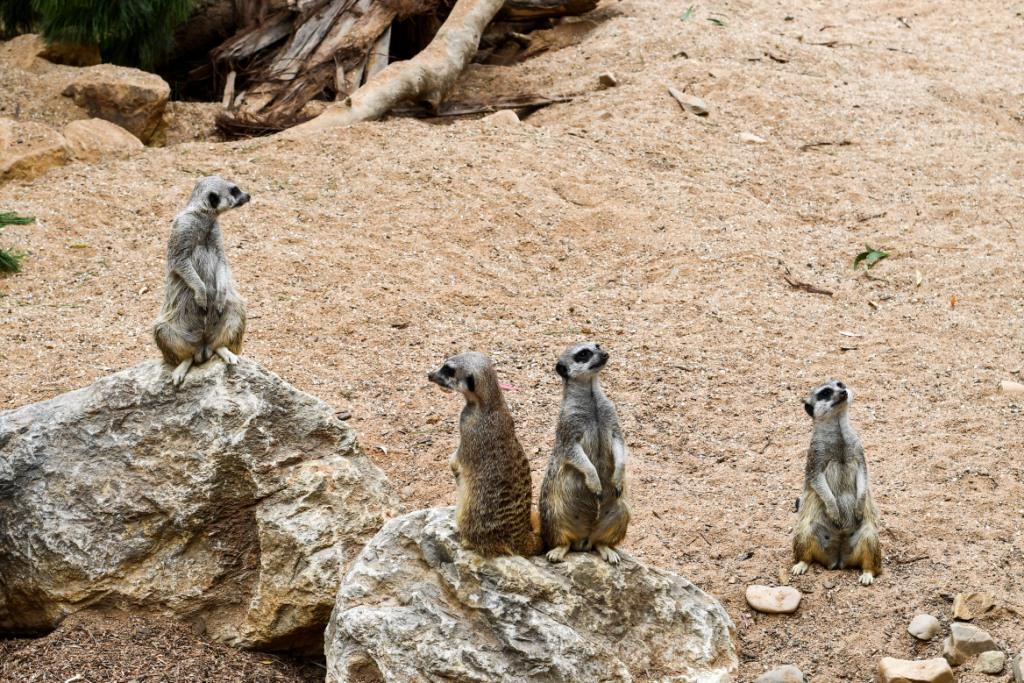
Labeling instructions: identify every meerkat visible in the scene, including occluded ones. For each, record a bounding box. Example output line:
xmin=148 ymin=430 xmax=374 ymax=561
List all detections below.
xmin=791 ymin=380 xmax=881 ymax=585
xmin=539 ymin=342 xmax=630 ymax=564
xmin=153 ymin=176 xmax=249 ymax=386
xmin=427 ymin=352 xmax=542 ymax=557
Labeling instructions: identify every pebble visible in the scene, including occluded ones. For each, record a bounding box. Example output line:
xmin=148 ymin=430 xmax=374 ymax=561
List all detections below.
xmin=943 ymin=622 xmax=998 ymax=666
xmin=739 ymin=131 xmax=767 ymax=144
xmin=976 ymin=651 xmax=1005 ymax=675
xmin=908 ymin=614 xmax=941 ymax=641
xmin=597 ymin=72 xmax=618 ymax=88
xmin=756 ymin=664 xmax=805 ymax=682
xmin=1000 ymin=380 xmax=1024 ymax=394
xmin=745 ymin=585 xmax=801 ymax=614
xmin=667 ymin=86 xmax=709 ymax=116
xmin=481 ymin=110 xmax=520 ymax=128
xmin=1013 ymin=651 xmax=1023 ymax=682
xmin=877 ymin=657 xmax=954 ymax=683
xmin=953 ymin=591 xmax=996 ymax=620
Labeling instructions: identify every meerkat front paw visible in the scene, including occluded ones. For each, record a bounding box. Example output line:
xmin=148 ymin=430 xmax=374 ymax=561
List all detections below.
xmin=858 ymin=572 xmax=875 ymax=586
xmin=612 ymin=471 xmax=624 ymax=497
xmin=171 ymin=359 xmax=193 ymax=386
xmin=791 ymin=561 xmax=809 ymax=576
xmin=215 ymin=347 xmax=239 ymax=365
xmin=596 ymin=545 xmax=620 ymax=564
xmin=825 ymin=504 xmax=842 ymax=525
xmin=584 ymin=473 xmax=603 ymax=496
xmin=546 ymin=545 xmax=570 ymax=563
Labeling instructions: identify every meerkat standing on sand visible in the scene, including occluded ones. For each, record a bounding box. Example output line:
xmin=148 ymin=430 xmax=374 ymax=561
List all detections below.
xmin=154 ymin=176 xmax=249 ymax=386
xmin=427 ymin=352 xmax=542 ymax=557
xmin=540 ymin=342 xmax=630 ymax=564
xmin=792 ymin=380 xmax=882 ymax=585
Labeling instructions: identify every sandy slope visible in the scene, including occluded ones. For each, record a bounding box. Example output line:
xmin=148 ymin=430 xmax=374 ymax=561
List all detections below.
xmin=1 ymin=0 xmax=1023 ymax=680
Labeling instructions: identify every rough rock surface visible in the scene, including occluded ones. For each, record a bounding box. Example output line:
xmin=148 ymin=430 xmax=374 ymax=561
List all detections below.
xmin=976 ymin=651 xmax=1005 ymax=674
xmin=0 ymin=118 xmax=69 ymax=181
xmin=63 ymin=118 xmax=143 ymax=162
xmin=325 ymin=507 xmax=737 ymax=683
xmin=62 ymin=64 xmax=170 ymax=144
xmin=755 ymin=664 xmax=805 ymax=682
xmin=1013 ymin=651 xmax=1023 ymax=682
xmin=943 ymin=622 xmax=998 ymax=666
xmin=908 ymin=614 xmax=942 ymax=641
xmin=0 ymin=359 xmax=397 ymax=652
xmin=877 ymin=657 xmax=954 ymax=683
xmin=0 ymin=34 xmax=46 ymax=70
xmin=745 ymin=585 xmax=801 ymax=614
xmin=952 ymin=591 xmax=995 ymax=621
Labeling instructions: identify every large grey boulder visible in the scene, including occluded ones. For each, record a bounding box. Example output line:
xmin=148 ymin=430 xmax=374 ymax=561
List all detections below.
xmin=325 ymin=507 xmax=737 ymax=683
xmin=0 ymin=359 xmax=397 ymax=652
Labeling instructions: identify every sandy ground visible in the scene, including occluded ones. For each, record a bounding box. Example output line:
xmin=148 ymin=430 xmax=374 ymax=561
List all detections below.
xmin=2 ymin=0 xmax=1023 ymax=680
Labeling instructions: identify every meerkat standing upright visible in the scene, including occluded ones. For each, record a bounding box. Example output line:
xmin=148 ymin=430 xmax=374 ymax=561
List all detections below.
xmin=791 ymin=380 xmax=882 ymax=585
xmin=427 ymin=352 xmax=542 ymax=557
xmin=539 ymin=342 xmax=630 ymax=564
xmin=154 ymin=176 xmax=249 ymax=386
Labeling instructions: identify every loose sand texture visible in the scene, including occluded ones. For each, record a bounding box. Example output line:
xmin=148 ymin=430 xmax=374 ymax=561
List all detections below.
xmin=1 ymin=1 xmax=1023 ymax=681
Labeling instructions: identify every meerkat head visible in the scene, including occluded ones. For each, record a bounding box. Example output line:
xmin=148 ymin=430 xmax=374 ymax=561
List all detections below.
xmin=188 ymin=176 xmax=251 ymax=214
xmin=803 ymin=380 xmax=853 ymax=419
xmin=555 ymin=341 xmax=609 ymax=383
xmin=428 ymin=352 xmax=496 ymax=402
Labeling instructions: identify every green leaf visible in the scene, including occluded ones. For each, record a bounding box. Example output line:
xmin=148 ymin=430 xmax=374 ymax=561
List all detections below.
xmin=681 ymin=5 xmax=695 ymax=21
xmin=0 ymin=211 xmax=35 ymax=226
xmin=708 ymin=16 xmax=727 ymax=26
xmin=0 ymin=248 xmax=24 ymax=274
xmin=853 ymin=245 xmax=890 ymax=270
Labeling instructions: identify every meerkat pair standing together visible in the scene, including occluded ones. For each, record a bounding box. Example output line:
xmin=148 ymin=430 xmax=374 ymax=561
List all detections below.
xmin=428 ymin=343 xmax=631 ymax=563
xmin=154 ymin=176 xmax=249 ymax=386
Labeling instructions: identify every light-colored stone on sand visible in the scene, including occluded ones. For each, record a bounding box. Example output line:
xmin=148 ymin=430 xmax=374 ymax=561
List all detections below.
xmin=62 ymin=64 xmax=170 ymax=144
xmin=756 ymin=664 xmax=805 ymax=682
xmin=943 ymin=622 xmax=998 ymax=666
xmin=877 ymin=657 xmax=954 ymax=683
xmin=745 ymin=585 xmax=802 ymax=614
xmin=953 ymin=591 xmax=996 ymax=620
xmin=976 ymin=651 xmax=1005 ymax=674
xmin=63 ymin=118 xmax=143 ymax=162
xmin=908 ymin=613 xmax=941 ymax=641
xmin=0 ymin=118 xmax=68 ymax=181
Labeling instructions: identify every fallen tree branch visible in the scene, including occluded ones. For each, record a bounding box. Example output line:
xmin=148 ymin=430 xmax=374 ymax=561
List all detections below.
xmin=284 ymin=0 xmax=506 ymax=136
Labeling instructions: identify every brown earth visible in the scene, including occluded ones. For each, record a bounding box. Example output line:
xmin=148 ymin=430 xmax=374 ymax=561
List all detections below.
xmin=1 ymin=0 xmax=1023 ymax=681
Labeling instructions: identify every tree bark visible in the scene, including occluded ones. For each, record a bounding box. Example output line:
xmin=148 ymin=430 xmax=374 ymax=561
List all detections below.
xmin=284 ymin=0 xmax=504 ymax=136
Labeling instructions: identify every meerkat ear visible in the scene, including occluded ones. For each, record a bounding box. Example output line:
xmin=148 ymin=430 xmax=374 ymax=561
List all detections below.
xmin=208 ymin=192 xmax=220 ymax=209
xmin=465 ymin=374 xmax=475 ymax=392
xmin=803 ymin=400 xmax=814 ymax=417
xmin=555 ymin=361 xmax=568 ymax=379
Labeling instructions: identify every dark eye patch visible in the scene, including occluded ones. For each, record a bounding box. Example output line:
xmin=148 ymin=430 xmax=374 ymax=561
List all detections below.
xmin=208 ymin=192 xmax=220 ymax=209
xmin=817 ymin=388 xmax=833 ymax=400
xmin=573 ymin=348 xmax=593 ymax=363
xmin=440 ymin=364 xmax=454 ymax=378
xmin=230 ymin=187 xmax=241 ymax=197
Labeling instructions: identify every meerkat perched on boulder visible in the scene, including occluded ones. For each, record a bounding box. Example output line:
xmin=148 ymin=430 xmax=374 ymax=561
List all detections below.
xmin=154 ymin=176 xmax=249 ymax=386
xmin=792 ymin=380 xmax=882 ymax=585
xmin=540 ymin=342 xmax=630 ymax=564
xmin=427 ymin=352 xmax=542 ymax=557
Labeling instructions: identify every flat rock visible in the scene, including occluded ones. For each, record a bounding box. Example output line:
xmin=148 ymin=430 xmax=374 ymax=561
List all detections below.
xmin=976 ymin=651 xmax=1005 ymax=674
xmin=598 ymin=71 xmax=619 ymax=88
xmin=0 ymin=359 xmax=398 ymax=652
xmin=1012 ymin=651 xmax=1023 ymax=682
xmin=0 ymin=34 xmax=46 ymax=69
xmin=953 ymin=591 xmax=996 ymax=620
xmin=943 ymin=622 xmax=998 ymax=666
xmin=0 ymin=118 xmax=69 ymax=182
xmin=739 ymin=131 xmax=767 ymax=144
xmin=668 ymin=87 xmax=710 ymax=117
xmin=908 ymin=614 xmax=942 ymax=641
xmin=756 ymin=664 xmax=805 ymax=682
xmin=745 ymin=585 xmax=802 ymax=614
xmin=482 ymin=109 xmax=520 ymax=127
xmin=1000 ymin=380 xmax=1024 ymax=395
xmin=63 ymin=118 xmax=143 ymax=162
xmin=62 ymin=64 xmax=170 ymax=144
xmin=877 ymin=657 xmax=954 ymax=683
xmin=325 ymin=507 xmax=737 ymax=683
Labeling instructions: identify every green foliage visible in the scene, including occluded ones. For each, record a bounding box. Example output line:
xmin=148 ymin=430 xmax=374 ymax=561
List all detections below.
xmin=0 ymin=248 xmax=24 ymax=274
xmin=853 ymin=245 xmax=890 ymax=270
xmin=0 ymin=211 xmax=36 ymax=226
xmin=0 ymin=0 xmax=196 ymax=69
xmin=681 ymin=6 xmax=695 ymax=21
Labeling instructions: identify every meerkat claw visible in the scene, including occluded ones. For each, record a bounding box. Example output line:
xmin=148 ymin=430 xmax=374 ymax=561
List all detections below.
xmin=546 ymin=545 xmax=570 ymax=563
xmin=791 ymin=561 xmax=809 ymax=576
xmin=171 ymin=359 xmax=193 ymax=386
xmin=216 ymin=347 xmax=239 ymax=365
xmin=596 ymin=545 xmax=620 ymax=564
xmin=859 ymin=572 xmax=875 ymax=586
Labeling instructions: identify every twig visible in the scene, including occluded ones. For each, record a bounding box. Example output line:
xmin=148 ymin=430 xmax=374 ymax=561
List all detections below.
xmin=799 ymin=139 xmax=853 ymax=151
xmin=896 ymin=16 xmax=911 ymax=29
xmin=893 ymin=554 xmax=928 ymax=565
xmin=782 ymin=267 xmax=834 ymax=296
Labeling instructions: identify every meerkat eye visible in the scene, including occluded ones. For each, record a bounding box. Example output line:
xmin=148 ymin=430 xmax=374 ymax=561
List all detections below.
xmin=440 ymin=364 xmax=454 ymax=378
xmin=574 ymin=349 xmax=593 ymax=363
xmin=818 ymin=388 xmax=833 ymax=400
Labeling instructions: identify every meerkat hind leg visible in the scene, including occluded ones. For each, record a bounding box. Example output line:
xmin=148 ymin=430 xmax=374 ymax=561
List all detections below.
xmin=595 ymin=544 xmax=620 ymax=564
xmin=216 ymin=347 xmax=239 ymax=365
xmin=171 ymin=358 xmax=193 ymax=386
xmin=546 ymin=545 xmax=570 ymax=563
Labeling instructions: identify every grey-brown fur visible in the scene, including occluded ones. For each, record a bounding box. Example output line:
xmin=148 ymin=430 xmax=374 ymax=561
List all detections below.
xmin=539 ymin=342 xmax=630 ymax=563
xmin=153 ymin=176 xmax=249 ymax=386
xmin=427 ymin=352 xmax=542 ymax=557
xmin=792 ymin=380 xmax=882 ymax=585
